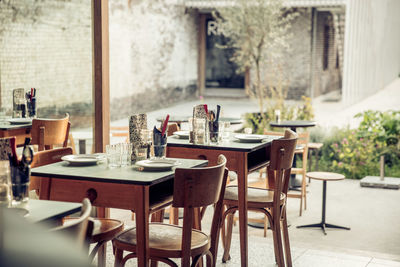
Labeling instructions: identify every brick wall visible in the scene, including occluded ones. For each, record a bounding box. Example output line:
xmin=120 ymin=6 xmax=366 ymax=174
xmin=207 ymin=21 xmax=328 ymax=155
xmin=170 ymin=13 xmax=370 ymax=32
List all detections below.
xmin=0 ymin=0 xmax=92 ymax=113
xmin=0 ymin=0 xmax=198 ymax=124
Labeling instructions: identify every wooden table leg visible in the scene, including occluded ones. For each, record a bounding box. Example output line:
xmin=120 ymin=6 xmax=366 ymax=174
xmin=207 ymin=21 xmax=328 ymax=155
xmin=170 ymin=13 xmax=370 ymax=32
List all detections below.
xmin=135 ymin=186 xmax=150 ymax=267
xmin=96 ymin=207 xmax=109 ymax=267
xmin=237 ymin=153 xmax=248 ymax=267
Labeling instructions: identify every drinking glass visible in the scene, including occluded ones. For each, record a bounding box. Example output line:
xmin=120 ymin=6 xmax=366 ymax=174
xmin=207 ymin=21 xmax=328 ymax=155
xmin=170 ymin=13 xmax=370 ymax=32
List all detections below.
xmin=10 ymin=166 xmax=30 ymax=205
xmin=106 ymin=144 xmax=121 ymax=168
xmin=141 ymin=129 xmax=152 ymax=159
xmin=193 ymin=118 xmax=206 ymax=145
xmin=135 ymin=146 xmax=148 ymax=162
xmin=120 ymin=143 xmax=132 ymax=167
xmin=209 ymin=121 xmax=223 ymax=144
xmin=0 ymin=161 xmax=12 ymax=207
xmin=222 ymin=121 xmax=231 ymax=141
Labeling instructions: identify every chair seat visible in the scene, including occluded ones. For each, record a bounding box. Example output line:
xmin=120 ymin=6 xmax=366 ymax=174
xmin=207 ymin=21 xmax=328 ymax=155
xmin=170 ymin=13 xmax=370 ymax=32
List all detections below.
xmin=224 ymin=186 xmax=285 ymax=206
xmin=64 ymin=218 xmax=124 ymax=243
xmin=114 ymin=223 xmax=210 ymax=258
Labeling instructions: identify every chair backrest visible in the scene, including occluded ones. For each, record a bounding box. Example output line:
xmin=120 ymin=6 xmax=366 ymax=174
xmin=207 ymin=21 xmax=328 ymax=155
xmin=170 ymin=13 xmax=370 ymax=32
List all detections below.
xmin=50 ymin=198 xmax=94 ymax=251
xmin=267 ymin=130 xmax=297 ymax=212
xmin=264 ymin=130 xmax=285 ymax=136
xmin=30 ymin=147 xmax=74 ymax=194
xmin=173 ymin=155 xmax=229 ymax=266
xmin=31 ymin=114 xmax=70 ymax=151
xmin=296 ymin=132 xmax=310 ymax=169
xmin=167 ymin=123 xmax=180 ymax=136
xmin=31 ymin=147 xmax=74 ymax=168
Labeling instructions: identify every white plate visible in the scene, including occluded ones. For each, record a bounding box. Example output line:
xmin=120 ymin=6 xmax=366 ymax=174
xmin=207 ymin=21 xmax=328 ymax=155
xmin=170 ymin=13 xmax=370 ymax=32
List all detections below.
xmin=173 ymin=130 xmax=190 ymax=139
xmin=135 ymin=159 xmax=179 ymax=171
xmin=234 ymin=134 xmax=268 ymax=143
xmin=8 ymin=118 xmax=32 ymax=125
xmin=61 ymin=154 xmax=100 ymax=166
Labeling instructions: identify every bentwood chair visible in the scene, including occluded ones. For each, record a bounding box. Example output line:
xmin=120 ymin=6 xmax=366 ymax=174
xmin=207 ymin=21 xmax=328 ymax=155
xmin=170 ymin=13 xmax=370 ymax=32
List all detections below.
xmin=262 ymin=130 xmax=310 ymax=216
xmin=222 ymin=130 xmax=297 ymax=267
xmin=113 ymin=155 xmax=229 ymax=267
xmin=51 ymin=198 xmax=94 ymax=251
xmin=31 ymin=114 xmax=70 ymax=151
xmin=287 ymin=132 xmax=309 ymax=216
xmin=30 ymin=147 xmax=124 ymax=265
xmin=30 ymin=147 xmax=74 ymax=196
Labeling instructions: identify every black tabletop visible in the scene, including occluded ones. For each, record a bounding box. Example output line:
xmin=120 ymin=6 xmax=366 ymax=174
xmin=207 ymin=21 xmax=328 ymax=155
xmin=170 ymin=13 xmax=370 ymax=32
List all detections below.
xmin=11 ymin=199 xmax=82 ymax=223
xmin=31 ymin=158 xmax=208 ymax=186
xmin=0 ymin=121 xmax=32 ymax=130
xmin=156 ymin=115 xmax=243 ymax=125
xmin=167 ymin=135 xmax=279 ymax=152
xmin=270 ymin=120 xmax=316 ymax=129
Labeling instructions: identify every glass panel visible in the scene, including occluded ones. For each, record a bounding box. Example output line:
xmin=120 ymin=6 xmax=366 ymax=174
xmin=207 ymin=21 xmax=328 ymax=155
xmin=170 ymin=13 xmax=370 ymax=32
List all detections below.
xmin=0 ymin=1 xmax=93 ymax=153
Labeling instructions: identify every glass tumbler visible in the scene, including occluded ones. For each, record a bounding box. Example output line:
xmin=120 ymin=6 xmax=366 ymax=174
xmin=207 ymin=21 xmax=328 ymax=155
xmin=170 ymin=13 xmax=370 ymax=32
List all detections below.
xmin=120 ymin=143 xmax=132 ymax=167
xmin=106 ymin=144 xmax=121 ymax=168
xmin=222 ymin=121 xmax=231 ymax=141
xmin=193 ymin=118 xmax=206 ymax=145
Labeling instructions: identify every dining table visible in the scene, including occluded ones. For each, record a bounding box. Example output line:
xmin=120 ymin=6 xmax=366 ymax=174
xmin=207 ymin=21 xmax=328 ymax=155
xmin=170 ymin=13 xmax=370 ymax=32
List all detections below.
xmin=31 ymin=157 xmax=208 ymax=267
xmin=13 ymin=199 xmax=82 ymax=225
xmin=0 ymin=119 xmax=32 ymax=146
xmin=167 ymin=134 xmax=279 ymax=267
xmin=156 ymin=115 xmax=243 ymax=127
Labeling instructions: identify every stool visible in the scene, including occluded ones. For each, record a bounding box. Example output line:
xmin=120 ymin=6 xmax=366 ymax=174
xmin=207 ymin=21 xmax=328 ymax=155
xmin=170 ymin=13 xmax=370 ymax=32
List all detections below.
xmin=297 ymin=172 xmax=350 ymax=235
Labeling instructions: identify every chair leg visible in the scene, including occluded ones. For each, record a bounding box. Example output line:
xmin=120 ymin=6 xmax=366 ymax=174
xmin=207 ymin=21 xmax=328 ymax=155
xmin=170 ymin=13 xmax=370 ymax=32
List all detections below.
xmin=282 ymin=213 xmax=292 ymax=267
xmin=114 ymin=248 xmax=124 ymax=267
xmin=264 ymin=215 xmax=268 ymax=237
xmin=299 ymin=190 xmax=303 ymax=217
xmin=271 ymin=222 xmax=280 ymax=264
xmin=222 ymin=212 xmax=234 ymax=263
xmin=303 ymin=173 xmax=307 ymax=211
xmin=273 ymin=218 xmax=285 ymax=267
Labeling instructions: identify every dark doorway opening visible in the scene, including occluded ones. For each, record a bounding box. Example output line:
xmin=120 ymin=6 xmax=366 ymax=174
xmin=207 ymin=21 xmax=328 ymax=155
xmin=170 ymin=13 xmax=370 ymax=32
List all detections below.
xmin=205 ymin=18 xmax=244 ymax=89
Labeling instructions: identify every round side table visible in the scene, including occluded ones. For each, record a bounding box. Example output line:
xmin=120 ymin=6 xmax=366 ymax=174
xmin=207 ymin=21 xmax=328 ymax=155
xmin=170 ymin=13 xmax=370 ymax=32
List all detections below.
xmin=296 ymin=171 xmax=351 ymax=235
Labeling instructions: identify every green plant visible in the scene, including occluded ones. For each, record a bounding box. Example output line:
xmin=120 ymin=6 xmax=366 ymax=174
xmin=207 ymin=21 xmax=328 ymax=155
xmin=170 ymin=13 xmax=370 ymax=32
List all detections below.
xmin=316 ymin=110 xmax=400 ymax=179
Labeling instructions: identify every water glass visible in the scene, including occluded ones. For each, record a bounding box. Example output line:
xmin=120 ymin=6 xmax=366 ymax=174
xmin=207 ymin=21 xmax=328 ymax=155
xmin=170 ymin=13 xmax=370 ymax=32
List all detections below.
xmin=10 ymin=166 xmax=30 ymax=204
xmin=209 ymin=121 xmax=223 ymax=144
xmin=27 ymin=98 xmax=37 ymax=118
xmin=135 ymin=146 xmax=148 ymax=162
xmin=193 ymin=118 xmax=206 ymax=145
xmin=106 ymin=144 xmax=121 ymax=168
xmin=120 ymin=143 xmax=132 ymax=167
xmin=0 ymin=161 xmax=12 ymax=207
xmin=222 ymin=121 xmax=231 ymax=141
xmin=153 ymin=144 xmax=167 ymax=158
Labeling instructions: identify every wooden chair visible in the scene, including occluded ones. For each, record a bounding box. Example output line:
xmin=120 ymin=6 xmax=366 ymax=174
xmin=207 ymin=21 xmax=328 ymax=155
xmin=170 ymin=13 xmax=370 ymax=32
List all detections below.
xmin=51 ymin=198 xmax=94 ymax=251
xmin=262 ymin=130 xmax=310 ymax=216
xmin=222 ymin=130 xmax=297 ymax=267
xmin=31 ymin=114 xmax=70 ymax=151
xmin=167 ymin=123 xmax=180 ymax=137
xmin=287 ymin=132 xmax=310 ymax=216
xmin=30 ymin=147 xmax=74 ymax=196
xmin=113 ymin=155 xmax=229 ymax=267
xmin=30 ymin=147 xmax=124 ymax=266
